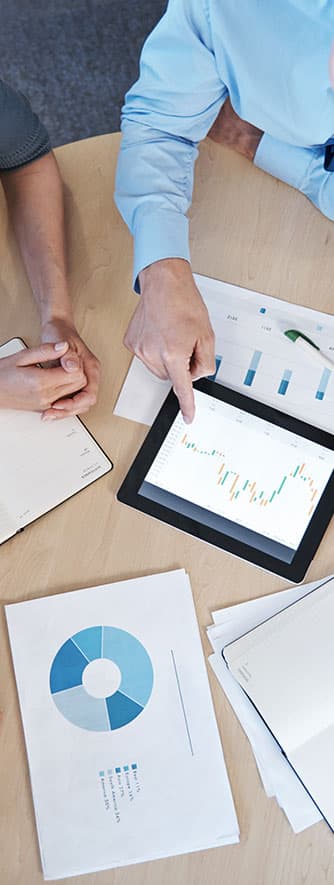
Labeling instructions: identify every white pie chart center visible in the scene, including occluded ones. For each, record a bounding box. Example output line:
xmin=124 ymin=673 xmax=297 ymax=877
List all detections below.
xmin=82 ymin=658 xmax=121 ymax=699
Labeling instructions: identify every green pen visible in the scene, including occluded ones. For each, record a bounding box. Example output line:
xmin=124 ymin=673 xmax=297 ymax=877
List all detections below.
xmin=284 ymin=329 xmax=334 ymax=371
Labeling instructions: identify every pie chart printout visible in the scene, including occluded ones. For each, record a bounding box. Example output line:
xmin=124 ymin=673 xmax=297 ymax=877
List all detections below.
xmin=49 ymin=626 xmax=154 ymax=732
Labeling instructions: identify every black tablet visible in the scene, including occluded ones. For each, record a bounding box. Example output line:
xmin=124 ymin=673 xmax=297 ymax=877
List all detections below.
xmin=117 ymin=379 xmax=334 ymax=582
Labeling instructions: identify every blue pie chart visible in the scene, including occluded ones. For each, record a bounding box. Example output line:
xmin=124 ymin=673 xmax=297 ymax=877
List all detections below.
xmin=49 ymin=626 xmax=154 ymax=732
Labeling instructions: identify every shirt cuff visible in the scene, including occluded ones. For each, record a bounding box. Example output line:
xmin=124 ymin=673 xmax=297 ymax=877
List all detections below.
xmin=254 ymin=133 xmax=314 ymax=192
xmin=132 ymin=207 xmax=190 ymax=293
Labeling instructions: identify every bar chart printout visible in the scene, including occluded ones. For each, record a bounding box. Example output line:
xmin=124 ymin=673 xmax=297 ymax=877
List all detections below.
xmin=142 ymin=390 xmax=334 ymax=554
xmin=201 ymin=275 xmax=334 ymax=433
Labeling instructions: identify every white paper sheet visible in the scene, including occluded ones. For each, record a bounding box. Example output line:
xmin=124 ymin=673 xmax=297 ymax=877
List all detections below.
xmin=6 ymin=570 xmax=239 ymax=880
xmin=114 ymin=274 xmax=334 ymax=430
xmin=207 ymin=577 xmax=334 ymax=832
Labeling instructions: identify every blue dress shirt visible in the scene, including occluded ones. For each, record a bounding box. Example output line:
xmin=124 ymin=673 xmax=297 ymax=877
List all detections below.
xmin=115 ymin=0 xmax=334 ymax=289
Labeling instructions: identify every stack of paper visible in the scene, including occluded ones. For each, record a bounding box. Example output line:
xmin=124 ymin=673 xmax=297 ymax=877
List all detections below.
xmin=207 ymin=576 xmax=334 ymax=833
xmin=6 ymin=569 xmax=239 ymax=880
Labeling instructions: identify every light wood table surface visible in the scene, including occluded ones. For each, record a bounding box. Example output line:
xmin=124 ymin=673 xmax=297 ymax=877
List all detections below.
xmin=1 ymin=132 xmax=334 ymax=885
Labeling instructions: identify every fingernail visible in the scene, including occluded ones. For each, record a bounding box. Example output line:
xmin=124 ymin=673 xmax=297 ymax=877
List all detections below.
xmin=182 ymin=414 xmax=191 ymax=424
xmin=54 ymin=341 xmax=68 ymax=351
xmin=64 ymin=358 xmax=79 ymax=370
xmin=51 ymin=404 xmax=65 ymax=410
xmin=42 ymin=414 xmax=56 ymax=422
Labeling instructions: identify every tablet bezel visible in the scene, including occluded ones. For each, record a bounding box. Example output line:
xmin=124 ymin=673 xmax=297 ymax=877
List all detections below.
xmin=117 ymin=378 xmax=334 ymax=582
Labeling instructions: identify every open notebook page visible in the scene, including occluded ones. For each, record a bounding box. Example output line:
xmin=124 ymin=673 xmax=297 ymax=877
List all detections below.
xmin=223 ymin=577 xmax=334 ymax=756
xmin=0 ymin=338 xmax=111 ymax=542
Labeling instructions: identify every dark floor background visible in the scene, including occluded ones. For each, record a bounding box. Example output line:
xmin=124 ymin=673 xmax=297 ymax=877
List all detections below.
xmin=0 ymin=0 xmax=166 ymax=147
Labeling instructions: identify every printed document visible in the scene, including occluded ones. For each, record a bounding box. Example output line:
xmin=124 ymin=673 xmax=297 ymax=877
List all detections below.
xmin=6 ymin=570 xmax=239 ymax=879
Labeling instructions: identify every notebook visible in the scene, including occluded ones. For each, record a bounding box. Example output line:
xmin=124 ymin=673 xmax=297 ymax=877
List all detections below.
xmin=223 ymin=575 xmax=334 ymax=829
xmin=0 ymin=337 xmax=112 ymax=543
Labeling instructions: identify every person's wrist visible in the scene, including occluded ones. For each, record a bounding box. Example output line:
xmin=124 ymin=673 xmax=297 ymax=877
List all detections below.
xmin=38 ymin=283 xmax=74 ymax=328
xmin=139 ymin=258 xmax=192 ymax=293
xmin=40 ymin=308 xmax=75 ymax=330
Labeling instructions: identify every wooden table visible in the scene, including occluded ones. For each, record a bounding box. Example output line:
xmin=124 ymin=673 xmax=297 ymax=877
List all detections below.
xmin=1 ymin=132 xmax=334 ymax=885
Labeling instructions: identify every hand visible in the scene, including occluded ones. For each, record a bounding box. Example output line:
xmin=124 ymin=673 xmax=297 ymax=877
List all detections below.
xmin=0 ymin=342 xmax=86 ymax=412
xmin=124 ymin=259 xmax=216 ymax=422
xmin=40 ymin=317 xmax=101 ymax=419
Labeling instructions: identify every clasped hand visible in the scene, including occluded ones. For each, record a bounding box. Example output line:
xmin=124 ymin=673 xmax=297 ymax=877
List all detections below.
xmin=0 ymin=319 xmax=100 ymax=419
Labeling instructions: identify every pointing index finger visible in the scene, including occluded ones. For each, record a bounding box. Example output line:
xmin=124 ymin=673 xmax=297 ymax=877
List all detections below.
xmin=169 ymin=362 xmax=195 ymax=424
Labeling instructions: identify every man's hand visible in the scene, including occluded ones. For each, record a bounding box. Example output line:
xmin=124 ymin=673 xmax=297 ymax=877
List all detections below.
xmin=124 ymin=259 xmax=216 ymax=423
xmin=0 ymin=342 xmax=86 ymax=413
xmin=40 ymin=318 xmax=101 ymax=419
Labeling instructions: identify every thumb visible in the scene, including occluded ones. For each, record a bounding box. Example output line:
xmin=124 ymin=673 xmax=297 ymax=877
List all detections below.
xmin=17 ymin=341 xmax=69 ymax=366
xmin=59 ymin=349 xmax=82 ymax=373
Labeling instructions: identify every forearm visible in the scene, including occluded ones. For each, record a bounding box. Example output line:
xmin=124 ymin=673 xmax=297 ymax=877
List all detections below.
xmin=1 ymin=152 xmax=74 ymax=325
xmin=208 ymin=98 xmax=263 ymax=161
xmin=116 ymin=123 xmax=196 ymax=289
xmin=0 ymin=148 xmax=100 ymax=418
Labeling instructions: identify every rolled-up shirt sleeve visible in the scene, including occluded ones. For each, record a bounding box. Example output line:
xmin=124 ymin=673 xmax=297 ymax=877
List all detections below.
xmin=254 ymin=133 xmax=334 ymax=222
xmin=0 ymin=79 xmax=51 ymax=172
xmin=114 ymin=0 xmax=226 ymax=290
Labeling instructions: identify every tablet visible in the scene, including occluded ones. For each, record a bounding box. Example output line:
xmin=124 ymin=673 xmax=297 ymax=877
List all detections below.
xmin=117 ymin=379 xmax=334 ymax=581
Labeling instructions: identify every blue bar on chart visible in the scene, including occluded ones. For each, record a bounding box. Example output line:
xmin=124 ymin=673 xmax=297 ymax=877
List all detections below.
xmin=315 ymin=367 xmax=331 ymax=400
xmin=278 ymin=368 xmax=292 ymax=396
xmin=208 ymin=354 xmax=222 ymax=381
xmin=243 ymin=350 xmax=262 ymax=387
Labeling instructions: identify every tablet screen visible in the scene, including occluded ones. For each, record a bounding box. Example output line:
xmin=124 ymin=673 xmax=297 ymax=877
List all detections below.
xmin=139 ymin=389 xmax=334 ymax=564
